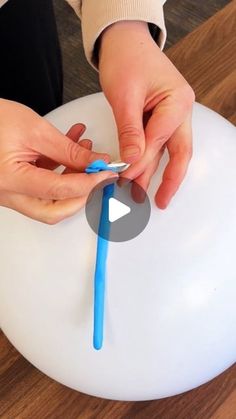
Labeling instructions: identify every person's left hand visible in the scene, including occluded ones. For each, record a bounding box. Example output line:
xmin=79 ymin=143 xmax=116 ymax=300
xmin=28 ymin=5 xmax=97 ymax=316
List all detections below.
xmin=99 ymin=21 xmax=195 ymax=208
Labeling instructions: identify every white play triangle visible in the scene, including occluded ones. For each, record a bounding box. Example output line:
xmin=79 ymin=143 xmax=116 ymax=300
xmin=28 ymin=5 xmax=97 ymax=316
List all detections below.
xmin=108 ymin=197 xmax=131 ymax=222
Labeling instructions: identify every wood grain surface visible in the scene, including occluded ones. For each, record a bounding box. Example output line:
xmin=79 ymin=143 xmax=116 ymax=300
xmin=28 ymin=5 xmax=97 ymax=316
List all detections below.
xmin=166 ymin=0 xmax=236 ymax=124
xmin=0 ymin=328 xmax=235 ymax=418
xmin=163 ymin=0 xmax=230 ymax=49
xmin=0 ymin=1 xmax=236 ymax=418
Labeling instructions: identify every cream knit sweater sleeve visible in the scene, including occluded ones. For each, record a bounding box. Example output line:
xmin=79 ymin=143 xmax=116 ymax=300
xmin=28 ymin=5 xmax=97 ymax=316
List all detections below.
xmin=67 ymin=0 xmax=167 ymax=67
xmin=0 ymin=0 xmax=167 ymax=67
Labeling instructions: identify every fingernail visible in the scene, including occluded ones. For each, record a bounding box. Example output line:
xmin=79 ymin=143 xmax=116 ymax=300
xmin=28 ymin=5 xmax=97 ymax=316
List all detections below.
xmin=79 ymin=139 xmax=92 ymax=147
xmin=75 ymin=123 xmax=86 ymax=135
xmin=77 ymin=123 xmax=86 ymax=131
xmin=123 ymin=146 xmax=140 ymax=162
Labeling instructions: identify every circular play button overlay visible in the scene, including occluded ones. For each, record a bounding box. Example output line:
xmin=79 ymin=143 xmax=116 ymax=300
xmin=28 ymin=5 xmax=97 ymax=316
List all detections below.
xmin=85 ymin=178 xmax=151 ymax=242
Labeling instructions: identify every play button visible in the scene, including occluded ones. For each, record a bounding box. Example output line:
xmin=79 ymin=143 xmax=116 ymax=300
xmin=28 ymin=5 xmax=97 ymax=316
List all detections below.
xmin=108 ymin=198 xmax=131 ymax=222
xmin=85 ymin=178 xmax=151 ymax=242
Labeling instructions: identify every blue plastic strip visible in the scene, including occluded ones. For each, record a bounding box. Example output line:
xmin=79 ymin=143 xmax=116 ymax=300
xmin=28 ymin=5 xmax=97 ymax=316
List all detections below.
xmin=85 ymin=160 xmax=115 ymax=350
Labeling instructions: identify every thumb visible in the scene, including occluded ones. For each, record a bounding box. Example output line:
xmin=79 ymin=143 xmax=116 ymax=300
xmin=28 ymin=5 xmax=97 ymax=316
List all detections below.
xmin=113 ymin=97 xmax=145 ymax=164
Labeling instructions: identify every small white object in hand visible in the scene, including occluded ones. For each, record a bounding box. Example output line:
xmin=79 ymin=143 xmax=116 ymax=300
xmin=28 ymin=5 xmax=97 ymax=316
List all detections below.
xmin=107 ymin=161 xmax=130 ymax=173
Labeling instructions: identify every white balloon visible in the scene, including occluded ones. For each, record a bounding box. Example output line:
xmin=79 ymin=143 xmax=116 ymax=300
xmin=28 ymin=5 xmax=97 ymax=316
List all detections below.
xmin=0 ymin=93 xmax=235 ymax=401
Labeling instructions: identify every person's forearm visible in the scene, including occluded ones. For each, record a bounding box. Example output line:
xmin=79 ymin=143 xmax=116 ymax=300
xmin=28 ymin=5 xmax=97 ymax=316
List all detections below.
xmin=99 ymin=20 xmax=151 ymax=68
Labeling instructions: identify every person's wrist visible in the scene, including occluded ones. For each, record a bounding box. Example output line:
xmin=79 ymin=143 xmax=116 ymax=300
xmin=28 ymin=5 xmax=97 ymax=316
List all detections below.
xmin=98 ymin=21 xmax=151 ymax=65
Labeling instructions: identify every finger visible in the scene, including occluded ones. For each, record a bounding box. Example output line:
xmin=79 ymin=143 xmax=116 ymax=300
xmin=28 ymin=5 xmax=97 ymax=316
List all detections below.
xmin=66 ymin=123 xmax=86 ymax=140
xmin=120 ymin=146 xmax=157 ymax=182
xmin=155 ymin=115 xmax=193 ymax=209
xmin=145 ymin=94 xmax=192 ymax=151
xmin=6 ymin=163 xmax=118 ymax=200
xmin=123 ymin=94 xmax=193 ymax=183
xmin=32 ymin=120 xmax=110 ymax=170
xmin=63 ymin=139 xmax=92 ymax=174
xmin=36 ymin=123 xmax=86 ymax=170
xmin=112 ymin=92 xmax=146 ymax=163
xmin=0 ymin=191 xmax=87 ymax=224
xmin=131 ymin=148 xmax=164 ymax=202
xmin=78 ymin=139 xmax=92 ymax=150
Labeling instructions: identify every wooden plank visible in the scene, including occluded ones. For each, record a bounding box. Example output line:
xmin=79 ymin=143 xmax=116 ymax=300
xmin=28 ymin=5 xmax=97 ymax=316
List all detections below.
xmin=202 ymin=70 xmax=236 ymax=124
xmin=211 ymin=390 xmax=236 ymax=419
xmin=0 ymin=331 xmax=235 ymax=418
xmin=166 ymin=0 xmax=236 ymax=123
xmin=164 ymin=0 xmax=230 ymax=49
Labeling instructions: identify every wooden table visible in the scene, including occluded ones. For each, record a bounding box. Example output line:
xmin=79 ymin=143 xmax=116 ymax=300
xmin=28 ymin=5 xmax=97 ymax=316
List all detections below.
xmin=0 ymin=2 xmax=235 ymax=418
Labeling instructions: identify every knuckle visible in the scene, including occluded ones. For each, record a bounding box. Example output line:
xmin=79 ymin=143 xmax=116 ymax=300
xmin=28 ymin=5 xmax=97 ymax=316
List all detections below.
xmin=164 ymin=174 xmax=178 ymax=185
xmin=49 ymin=182 xmax=73 ymax=200
xmin=44 ymin=216 xmax=61 ymax=225
xmin=180 ymin=141 xmax=193 ymax=154
xmin=119 ymin=124 xmax=142 ymax=145
xmin=65 ymin=141 xmax=84 ymax=164
xmin=181 ymin=85 xmax=195 ymax=108
xmin=174 ymin=84 xmax=195 ymax=111
xmin=42 ymin=209 xmax=64 ymax=225
xmin=43 ymin=216 xmax=58 ymax=225
xmin=174 ymin=143 xmax=193 ymax=161
xmin=184 ymin=85 xmax=195 ymax=106
xmin=185 ymin=143 xmax=193 ymax=160
xmin=165 ymin=167 xmax=185 ymax=186
xmin=148 ymin=130 xmax=169 ymax=148
xmin=31 ymin=119 xmax=49 ymax=145
xmin=154 ymin=135 xmax=169 ymax=147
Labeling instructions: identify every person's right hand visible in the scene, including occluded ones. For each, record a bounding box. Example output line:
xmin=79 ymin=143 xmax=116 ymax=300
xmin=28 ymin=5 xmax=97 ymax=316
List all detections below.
xmin=0 ymin=99 xmax=118 ymax=224
xmin=99 ymin=21 xmax=194 ymax=209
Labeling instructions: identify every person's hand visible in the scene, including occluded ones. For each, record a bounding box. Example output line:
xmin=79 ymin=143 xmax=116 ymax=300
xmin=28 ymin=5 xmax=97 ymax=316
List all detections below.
xmin=99 ymin=21 xmax=195 ymax=208
xmin=0 ymin=99 xmax=117 ymax=223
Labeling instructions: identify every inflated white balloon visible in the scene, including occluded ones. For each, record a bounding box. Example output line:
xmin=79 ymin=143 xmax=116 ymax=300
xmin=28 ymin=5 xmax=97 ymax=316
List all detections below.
xmin=0 ymin=93 xmax=235 ymax=401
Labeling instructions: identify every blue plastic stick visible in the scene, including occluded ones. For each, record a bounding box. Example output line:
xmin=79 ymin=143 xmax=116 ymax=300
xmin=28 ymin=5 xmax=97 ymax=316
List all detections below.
xmin=93 ymin=183 xmax=114 ymax=349
xmin=85 ymin=160 xmax=115 ymax=350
